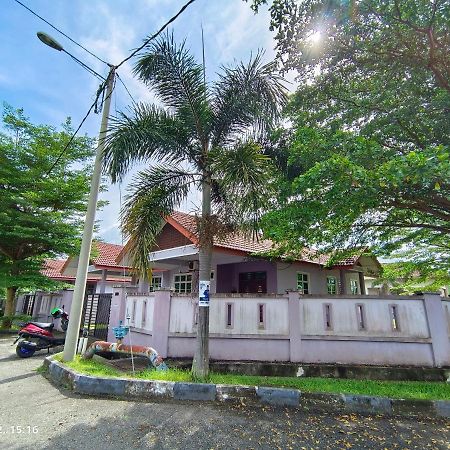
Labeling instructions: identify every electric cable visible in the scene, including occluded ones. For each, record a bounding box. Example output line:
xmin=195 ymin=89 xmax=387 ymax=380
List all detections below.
xmin=13 ymin=0 xmax=110 ymax=66
xmin=45 ymin=72 xmax=115 ymax=176
xmin=115 ymin=0 xmax=197 ymax=69
xmin=116 ymin=73 xmax=137 ymax=105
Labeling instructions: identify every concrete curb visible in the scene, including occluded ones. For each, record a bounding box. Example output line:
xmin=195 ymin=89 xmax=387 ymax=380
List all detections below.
xmin=43 ymin=356 xmax=450 ymax=419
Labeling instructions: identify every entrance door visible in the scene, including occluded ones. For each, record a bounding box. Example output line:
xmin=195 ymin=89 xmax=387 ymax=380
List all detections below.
xmin=238 ymin=271 xmax=267 ymax=294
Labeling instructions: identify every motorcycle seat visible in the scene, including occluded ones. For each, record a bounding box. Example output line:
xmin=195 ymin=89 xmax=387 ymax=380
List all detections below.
xmin=30 ymin=322 xmax=54 ymax=330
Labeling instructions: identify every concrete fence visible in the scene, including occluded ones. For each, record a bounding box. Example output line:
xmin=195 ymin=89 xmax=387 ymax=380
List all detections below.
xmin=108 ymin=289 xmax=450 ymax=367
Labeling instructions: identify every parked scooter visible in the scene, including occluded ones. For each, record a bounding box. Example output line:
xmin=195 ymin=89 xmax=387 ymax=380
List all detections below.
xmin=14 ymin=307 xmax=69 ymax=358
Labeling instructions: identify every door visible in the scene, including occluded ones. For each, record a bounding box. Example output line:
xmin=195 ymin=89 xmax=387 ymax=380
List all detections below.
xmin=238 ymin=271 xmax=267 ymax=294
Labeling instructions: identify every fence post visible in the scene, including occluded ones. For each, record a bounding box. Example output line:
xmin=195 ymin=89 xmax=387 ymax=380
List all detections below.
xmin=288 ymin=291 xmax=303 ymax=362
xmin=151 ymin=289 xmax=172 ymax=357
xmin=107 ymin=286 xmax=127 ymax=342
xmin=423 ymin=292 xmax=450 ymax=367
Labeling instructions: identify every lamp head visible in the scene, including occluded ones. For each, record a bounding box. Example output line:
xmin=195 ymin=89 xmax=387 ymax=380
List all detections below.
xmin=37 ymin=32 xmax=63 ymax=51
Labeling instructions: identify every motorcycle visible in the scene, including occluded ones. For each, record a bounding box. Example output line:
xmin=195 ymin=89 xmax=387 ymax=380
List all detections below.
xmin=14 ymin=307 xmax=69 ymax=358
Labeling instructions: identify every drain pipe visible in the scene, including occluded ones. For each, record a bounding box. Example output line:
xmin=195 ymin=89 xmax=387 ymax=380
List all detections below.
xmin=82 ymin=341 xmax=168 ymax=370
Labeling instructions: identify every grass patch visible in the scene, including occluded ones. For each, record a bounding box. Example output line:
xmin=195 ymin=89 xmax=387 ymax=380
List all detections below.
xmin=55 ymin=356 xmax=450 ymax=401
xmin=55 ymin=355 xmax=124 ymax=378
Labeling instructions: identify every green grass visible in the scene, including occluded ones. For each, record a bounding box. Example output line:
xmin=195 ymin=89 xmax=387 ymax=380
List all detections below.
xmin=54 ymin=356 xmax=450 ymax=401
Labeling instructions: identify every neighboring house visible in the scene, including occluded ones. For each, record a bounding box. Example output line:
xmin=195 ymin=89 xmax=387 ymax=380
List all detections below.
xmin=16 ymin=242 xmax=132 ymax=319
xmin=117 ymin=211 xmax=381 ymax=296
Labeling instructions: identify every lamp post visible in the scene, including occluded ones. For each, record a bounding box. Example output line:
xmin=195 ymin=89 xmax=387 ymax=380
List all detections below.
xmin=37 ymin=32 xmax=115 ymax=361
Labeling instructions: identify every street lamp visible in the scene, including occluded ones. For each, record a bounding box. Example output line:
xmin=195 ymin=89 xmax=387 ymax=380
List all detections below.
xmin=37 ymin=31 xmax=115 ymax=361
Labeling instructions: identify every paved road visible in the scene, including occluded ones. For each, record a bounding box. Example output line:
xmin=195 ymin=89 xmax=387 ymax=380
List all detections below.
xmin=0 ymin=336 xmax=449 ymax=450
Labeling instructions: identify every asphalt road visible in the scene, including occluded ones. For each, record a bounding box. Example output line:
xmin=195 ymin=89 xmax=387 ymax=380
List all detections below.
xmin=0 ymin=336 xmax=449 ymax=450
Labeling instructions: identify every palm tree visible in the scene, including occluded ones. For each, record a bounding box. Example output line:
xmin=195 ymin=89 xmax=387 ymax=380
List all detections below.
xmin=103 ymin=33 xmax=286 ymax=377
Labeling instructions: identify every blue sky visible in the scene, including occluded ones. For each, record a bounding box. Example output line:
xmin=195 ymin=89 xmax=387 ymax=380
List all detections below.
xmin=0 ymin=0 xmax=281 ymax=244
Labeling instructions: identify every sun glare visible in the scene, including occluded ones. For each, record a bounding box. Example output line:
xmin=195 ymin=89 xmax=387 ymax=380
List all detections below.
xmin=308 ymin=30 xmax=322 ymax=45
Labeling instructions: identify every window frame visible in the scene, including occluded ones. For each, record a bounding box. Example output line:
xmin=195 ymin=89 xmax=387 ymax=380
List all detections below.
xmin=296 ymin=272 xmax=310 ymax=294
xmin=150 ymin=276 xmax=162 ymax=292
xmin=173 ymin=273 xmax=193 ymax=294
xmin=350 ymin=278 xmax=359 ymax=295
xmin=326 ymin=276 xmax=337 ymax=295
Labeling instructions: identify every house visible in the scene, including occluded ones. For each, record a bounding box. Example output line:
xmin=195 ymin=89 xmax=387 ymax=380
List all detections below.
xmin=117 ymin=211 xmax=381 ymax=296
xmin=16 ymin=242 xmax=132 ymax=320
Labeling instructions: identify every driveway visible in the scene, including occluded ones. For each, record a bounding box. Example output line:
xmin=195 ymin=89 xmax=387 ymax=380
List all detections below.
xmin=0 ymin=336 xmax=449 ymax=450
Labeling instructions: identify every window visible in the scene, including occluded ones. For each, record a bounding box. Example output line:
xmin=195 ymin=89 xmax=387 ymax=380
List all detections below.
xmin=327 ymin=276 xmax=337 ymax=295
xmin=356 ymin=304 xmax=366 ymax=330
xmin=142 ymin=300 xmax=147 ymax=327
xmin=350 ymin=279 xmax=359 ymax=295
xmin=258 ymin=303 xmax=265 ymax=329
xmin=226 ymin=303 xmax=233 ymax=328
xmin=389 ymin=304 xmax=400 ymax=331
xmin=324 ymin=304 xmax=333 ymax=330
xmin=150 ymin=276 xmax=162 ymax=292
xmin=297 ymin=273 xmax=310 ymax=294
xmin=174 ymin=274 xmax=192 ymax=293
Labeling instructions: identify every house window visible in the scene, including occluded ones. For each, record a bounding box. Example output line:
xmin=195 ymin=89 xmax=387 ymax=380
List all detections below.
xmin=350 ymin=279 xmax=359 ymax=295
xmin=324 ymin=304 xmax=333 ymax=330
xmin=297 ymin=273 xmax=310 ymax=294
xmin=150 ymin=276 xmax=162 ymax=292
xmin=356 ymin=304 xmax=366 ymax=330
xmin=258 ymin=303 xmax=265 ymax=329
xmin=174 ymin=274 xmax=192 ymax=293
xmin=327 ymin=276 xmax=337 ymax=295
xmin=226 ymin=303 xmax=234 ymax=328
xmin=142 ymin=300 xmax=147 ymax=327
xmin=389 ymin=304 xmax=400 ymax=331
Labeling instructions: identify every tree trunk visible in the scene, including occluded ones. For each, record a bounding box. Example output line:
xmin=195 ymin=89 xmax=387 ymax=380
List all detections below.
xmin=2 ymin=286 xmax=18 ymax=329
xmin=192 ymin=179 xmax=212 ymax=379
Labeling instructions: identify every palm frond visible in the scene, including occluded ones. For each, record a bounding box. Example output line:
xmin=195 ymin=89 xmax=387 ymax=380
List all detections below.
xmin=211 ymin=52 xmax=288 ymax=147
xmin=209 ymin=140 xmax=275 ymax=231
xmin=134 ymin=32 xmax=211 ymax=149
xmin=103 ymin=103 xmax=193 ymax=182
xmin=121 ymin=166 xmax=194 ymax=275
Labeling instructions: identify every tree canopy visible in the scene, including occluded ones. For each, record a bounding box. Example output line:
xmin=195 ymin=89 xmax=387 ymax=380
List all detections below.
xmin=247 ymin=0 xmax=450 ymax=273
xmin=0 ymin=105 xmax=97 ymax=325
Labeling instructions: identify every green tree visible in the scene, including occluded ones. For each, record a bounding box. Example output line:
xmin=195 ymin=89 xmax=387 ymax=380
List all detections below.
xmin=103 ymin=34 xmax=286 ymax=377
xmin=248 ymin=0 xmax=450 ymax=270
xmin=0 ymin=105 xmax=96 ymax=328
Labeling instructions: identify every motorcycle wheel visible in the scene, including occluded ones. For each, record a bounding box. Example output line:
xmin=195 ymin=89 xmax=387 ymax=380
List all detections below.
xmin=61 ymin=318 xmax=69 ymax=332
xmin=16 ymin=344 xmax=35 ymax=358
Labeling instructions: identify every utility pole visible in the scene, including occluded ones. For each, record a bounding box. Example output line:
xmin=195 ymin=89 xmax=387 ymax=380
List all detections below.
xmin=62 ymin=66 xmax=115 ymax=361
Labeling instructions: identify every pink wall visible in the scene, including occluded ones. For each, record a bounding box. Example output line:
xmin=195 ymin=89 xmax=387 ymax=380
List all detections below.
xmin=111 ymin=290 xmax=450 ymax=367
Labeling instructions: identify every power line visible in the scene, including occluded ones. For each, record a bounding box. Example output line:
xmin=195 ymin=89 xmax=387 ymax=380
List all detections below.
xmin=16 ymin=0 xmax=198 ymax=175
xmin=45 ymin=75 xmax=114 ymax=176
xmin=13 ymin=0 xmax=110 ymax=66
xmin=116 ymin=73 xmax=137 ymax=105
xmin=116 ymin=0 xmax=197 ymax=69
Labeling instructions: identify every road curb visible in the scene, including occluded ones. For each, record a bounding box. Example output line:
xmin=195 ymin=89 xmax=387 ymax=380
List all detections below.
xmin=44 ymin=356 xmax=450 ymax=419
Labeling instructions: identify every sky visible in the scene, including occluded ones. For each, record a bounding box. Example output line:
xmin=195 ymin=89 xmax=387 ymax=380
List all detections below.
xmin=0 ymin=0 xmax=282 ymax=244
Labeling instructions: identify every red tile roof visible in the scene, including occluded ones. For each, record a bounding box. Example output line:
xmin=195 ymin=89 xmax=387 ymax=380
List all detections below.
xmin=42 ymin=259 xmax=67 ymax=279
xmin=167 ymin=211 xmax=342 ymax=266
xmin=42 ymin=258 xmax=131 ymax=283
xmin=91 ymin=242 xmax=126 ymax=268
